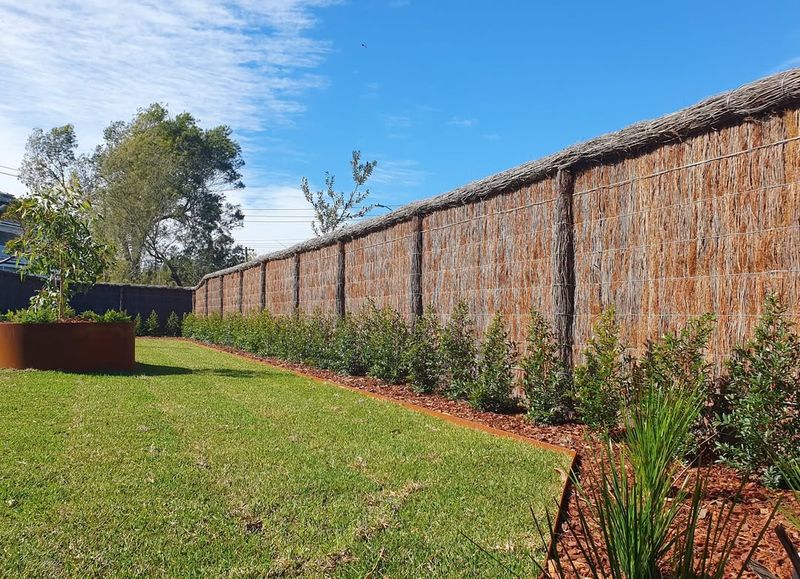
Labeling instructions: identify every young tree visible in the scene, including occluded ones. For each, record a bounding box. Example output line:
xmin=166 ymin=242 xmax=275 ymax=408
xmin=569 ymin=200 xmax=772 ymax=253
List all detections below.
xmin=301 ymin=150 xmax=383 ymax=236
xmin=5 ymin=182 xmax=111 ymax=319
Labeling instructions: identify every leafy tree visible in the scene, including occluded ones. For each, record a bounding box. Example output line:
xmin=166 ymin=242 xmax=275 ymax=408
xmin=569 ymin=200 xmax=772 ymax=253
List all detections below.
xmin=301 ymin=150 xmax=383 ymax=236
xmin=521 ymin=308 xmax=572 ymax=424
xmin=18 ymin=125 xmax=92 ymax=195
xmin=5 ymin=183 xmax=111 ymax=319
xmin=92 ymin=104 xmax=246 ymax=285
xmin=471 ymin=313 xmax=518 ymax=412
xmin=165 ymin=311 xmax=182 ymax=337
xmin=440 ymin=300 xmax=478 ymax=399
xmin=144 ymin=310 xmax=160 ymax=336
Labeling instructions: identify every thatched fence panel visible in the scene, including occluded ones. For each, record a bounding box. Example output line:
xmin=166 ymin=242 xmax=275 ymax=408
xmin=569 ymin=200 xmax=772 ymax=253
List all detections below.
xmin=222 ymin=272 xmax=239 ymax=314
xmin=263 ymin=258 xmax=295 ymax=317
xmin=344 ymin=219 xmax=416 ymax=317
xmin=298 ymin=243 xmax=339 ymax=314
xmin=572 ymin=107 xmax=799 ymax=360
xmin=422 ymin=178 xmax=557 ymax=343
xmin=242 ymin=266 xmax=262 ymax=314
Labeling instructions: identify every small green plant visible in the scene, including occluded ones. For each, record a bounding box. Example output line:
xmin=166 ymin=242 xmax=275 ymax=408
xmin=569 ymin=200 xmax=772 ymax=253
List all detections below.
xmin=5 ymin=183 xmax=111 ymax=319
xmin=470 ymin=313 xmax=518 ymax=412
xmin=4 ymin=307 xmax=60 ymax=324
xmin=405 ymin=308 xmax=443 ymax=393
xmin=78 ymin=309 xmax=131 ymax=323
xmin=521 ymin=308 xmax=571 ymax=424
xmin=144 ymin=310 xmax=161 ymax=336
xmin=574 ymin=307 xmax=627 ymax=431
xmin=331 ymin=313 xmax=368 ymax=376
xmin=440 ymin=300 xmax=478 ymax=399
xmin=363 ymin=303 xmax=409 ymax=383
xmin=134 ymin=313 xmax=144 ymax=336
xmin=165 ymin=311 xmax=182 ymax=336
xmin=716 ymin=293 xmax=800 ymax=487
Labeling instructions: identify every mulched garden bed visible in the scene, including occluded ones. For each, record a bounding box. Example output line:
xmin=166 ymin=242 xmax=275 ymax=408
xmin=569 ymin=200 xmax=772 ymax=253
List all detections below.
xmin=181 ymin=339 xmax=799 ymax=578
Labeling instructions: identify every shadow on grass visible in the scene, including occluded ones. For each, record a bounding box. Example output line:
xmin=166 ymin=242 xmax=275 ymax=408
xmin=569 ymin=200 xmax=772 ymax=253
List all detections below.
xmin=133 ymin=362 xmax=278 ymax=379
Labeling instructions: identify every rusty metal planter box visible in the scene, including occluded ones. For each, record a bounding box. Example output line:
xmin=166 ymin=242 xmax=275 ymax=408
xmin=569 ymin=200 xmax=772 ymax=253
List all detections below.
xmin=0 ymin=322 xmax=135 ymax=372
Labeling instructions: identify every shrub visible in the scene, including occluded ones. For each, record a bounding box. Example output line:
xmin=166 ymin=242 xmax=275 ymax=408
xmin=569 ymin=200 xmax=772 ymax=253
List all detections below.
xmin=363 ymin=303 xmax=409 ymax=383
xmin=574 ymin=307 xmax=627 ymax=431
xmin=470 ymin=313 xmax=518 ymax=412
xmin=331 ymin=313 xmax=368 ymax=376
xmin=521 ymin=308 xmax=571 ymax=424
xmin=405 ymin=308 xmax=443 ymax=393
xmin=716 ymin=293 xmax=800 ymax=487
xmin=144 ymin=310 xmax=160 ymax=336
xmin=439 ymin=300 xmax=478 ymax=399
xmin=165 ymin=311 xmax=182 ymax=336
xmin=134 ymin=313 xmax=144 ymax=336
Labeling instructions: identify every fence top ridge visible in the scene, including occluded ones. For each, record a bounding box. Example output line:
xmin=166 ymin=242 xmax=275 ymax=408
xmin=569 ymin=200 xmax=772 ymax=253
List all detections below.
xmin=196 ymin=67 xmax=800 ymax=288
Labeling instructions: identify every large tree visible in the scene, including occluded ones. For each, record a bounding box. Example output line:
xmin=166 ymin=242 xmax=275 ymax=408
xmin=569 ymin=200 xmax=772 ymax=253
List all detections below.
xmin=19 ymin=125 xmax=93 ymax=195
xmin=301 ymin=150 xmax=381 ymax=236
xmin=92 ymin=104 xmax=245 ymax=286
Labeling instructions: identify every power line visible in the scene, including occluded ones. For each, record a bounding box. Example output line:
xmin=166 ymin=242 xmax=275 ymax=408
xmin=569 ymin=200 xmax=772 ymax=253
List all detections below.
xmin=0 ymin=164 xmax=19 ymax=172
xmin=0 ymin=170 xmax=19 ymax=178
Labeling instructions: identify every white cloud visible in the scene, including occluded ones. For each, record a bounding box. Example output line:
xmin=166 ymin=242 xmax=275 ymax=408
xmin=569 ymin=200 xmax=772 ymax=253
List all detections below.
xmin=447 ymin=117 xmax=478 ymax=128
xmin=0 ymin=0 xmax=337 ymax=245
xmin=370 ymin=158 xmax=428 ymax=191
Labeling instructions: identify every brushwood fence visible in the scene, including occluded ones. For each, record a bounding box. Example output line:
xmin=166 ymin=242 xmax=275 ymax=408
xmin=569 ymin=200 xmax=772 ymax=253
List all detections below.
xmin=193 ymin=69 xmax=800 ymax=368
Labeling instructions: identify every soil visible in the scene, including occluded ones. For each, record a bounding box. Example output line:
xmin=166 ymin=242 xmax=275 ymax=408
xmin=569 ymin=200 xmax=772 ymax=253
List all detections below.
xmin=181 ymin=339 xmax=799 ymax=578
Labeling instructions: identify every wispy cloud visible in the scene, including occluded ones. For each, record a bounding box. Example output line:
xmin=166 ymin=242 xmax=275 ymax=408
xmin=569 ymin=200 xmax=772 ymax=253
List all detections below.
xmin=370 ymin=158 xmax=428 ymax=191
xmin=0 ymin=0 xmax=336 ymax=195
xmin=448 ymin=117 xmax=478 ymax=128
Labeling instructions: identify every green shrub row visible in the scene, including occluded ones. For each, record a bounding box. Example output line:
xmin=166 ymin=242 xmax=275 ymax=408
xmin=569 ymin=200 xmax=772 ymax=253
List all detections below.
xmin=134 ymin=310 xmax=183 ymax=337
xmin=0 ymin=307 xmax=131 ymax=324
xmin=182 ymin=294 xmax=799 ymax=488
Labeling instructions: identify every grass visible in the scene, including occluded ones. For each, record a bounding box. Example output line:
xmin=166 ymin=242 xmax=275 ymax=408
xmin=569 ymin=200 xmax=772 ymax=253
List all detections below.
xmin=0 ymin=339 xmax=571 ymax=577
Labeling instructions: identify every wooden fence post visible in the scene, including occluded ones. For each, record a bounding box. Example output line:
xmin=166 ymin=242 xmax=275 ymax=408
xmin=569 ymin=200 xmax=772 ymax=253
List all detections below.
xmin=119 ymin=286 xmax=125 ymax=312
xmin=293 ymin=254 xmax=300 ymax=314
xmin=204 ymin=281 xmax=209 ymax=316
xmin=410 ymin=215 xmax=423 ymax=323
xmin=219 ymin=276 xmax=224 ymax=316
xmin=336 ymin=241 xmax=346 ymax=318
xmin=552 ymin=168 xmax=576 ymax=374
xmin=259 ymin=262 xmax=267 ymax=312
xmin=238 ymin=270 xmax=244 ymax=314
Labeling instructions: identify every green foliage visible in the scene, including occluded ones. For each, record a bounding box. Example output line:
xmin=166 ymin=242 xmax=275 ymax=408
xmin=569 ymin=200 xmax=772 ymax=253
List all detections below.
xmin=521 ymin=309 xmax=571 ymax=424
xmin=574 ymin=307 xmax=627 ymax=431
xmin=331 ymin=313 xmax=368 ymax=376
xmin=4 ymin=307 xmax=59 ymax=324
xmin=301 ymin=150 xmax=379 ymax=236
xmin=165 ymin=311 xmax=182 ymax=336
xmin=439 ymin=300 xmax=478 ymax=399
xmin=716 ymin=293 xmax=800 ymax=487
xmin=134 ymin=313 xmax=144 ymax=336
xmin=405 ymin=308 xmax=443 ymax=393
xmin=141 ymin=310 xmax=159 ymax=336
xmin=19 ymin=124 xmax=89 ymax=195
xmin=6 ymin=184 xmax=111 ymax=319
xmin=78 ymin=309 xmax=131 ymax=323
xmin=92 ymin=103 xmax=246 ymax=285
xmin=470 ymin=314 xmax=518 ymax=413
xmin=363 ymin=303 xmax=409 ymax=383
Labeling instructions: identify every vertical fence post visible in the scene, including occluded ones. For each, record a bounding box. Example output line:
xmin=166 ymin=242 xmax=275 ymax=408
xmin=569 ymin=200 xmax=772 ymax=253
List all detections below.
xmin=119 ymin=285 xmax=125 ymax=312
xmin=293 ymin=254 xmax=300 ymax=314
xmin=336 ymin=241 xmax=346 ymax=318
xmin=552 ymin=168 xmax=576 ymax=374
xmin=410 ymin=214 xmax=423 ymax=324
xmin=204 ymin=281 xmax=209 ymax=316
xmin=219 ymin=276 xmax=224 ymax=316
xmin=238 ymin=270 xmax=244 ymax=314
xmin=259 ymin=262 xmax=267 ymax=312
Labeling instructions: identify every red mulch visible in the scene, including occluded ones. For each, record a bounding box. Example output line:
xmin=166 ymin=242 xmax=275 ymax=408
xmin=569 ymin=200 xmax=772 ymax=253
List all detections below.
xmin=183 ymin=339 xmax=799 ymax=578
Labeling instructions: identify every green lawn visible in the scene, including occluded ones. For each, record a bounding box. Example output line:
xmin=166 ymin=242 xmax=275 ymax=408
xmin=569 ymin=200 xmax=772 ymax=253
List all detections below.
xmin=0 ymin=339 xmax=570 ymax=577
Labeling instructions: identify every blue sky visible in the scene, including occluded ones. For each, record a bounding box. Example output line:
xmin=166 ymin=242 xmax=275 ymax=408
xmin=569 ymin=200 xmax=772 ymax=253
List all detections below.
xmin=1 ymin=0 xmax=799 ymax=254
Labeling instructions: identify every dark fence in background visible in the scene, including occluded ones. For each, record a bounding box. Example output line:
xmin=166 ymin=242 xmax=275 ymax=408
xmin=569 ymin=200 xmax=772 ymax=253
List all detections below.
xmin=0 ymin=270 xmax=192 ymax=322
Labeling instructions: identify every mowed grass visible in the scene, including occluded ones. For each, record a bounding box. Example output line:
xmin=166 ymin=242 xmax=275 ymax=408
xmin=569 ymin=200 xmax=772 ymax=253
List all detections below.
xmin=0 ymin=339 xmax=571 ymax=577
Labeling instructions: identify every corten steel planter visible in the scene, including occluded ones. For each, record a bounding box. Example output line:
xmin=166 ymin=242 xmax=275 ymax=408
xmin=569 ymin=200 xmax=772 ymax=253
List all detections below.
xmin=0 ymin=322 xmax=135 ymax=372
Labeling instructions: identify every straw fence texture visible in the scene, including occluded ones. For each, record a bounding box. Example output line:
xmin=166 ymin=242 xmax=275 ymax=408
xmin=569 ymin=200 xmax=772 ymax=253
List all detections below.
xmin=193 ymin=69 xmax=800 ymax=366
